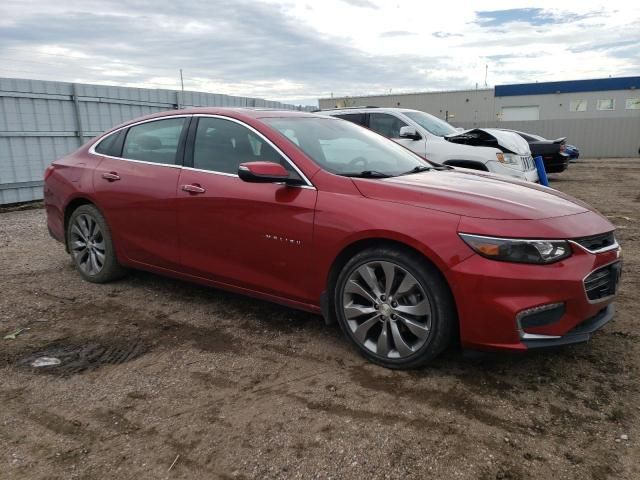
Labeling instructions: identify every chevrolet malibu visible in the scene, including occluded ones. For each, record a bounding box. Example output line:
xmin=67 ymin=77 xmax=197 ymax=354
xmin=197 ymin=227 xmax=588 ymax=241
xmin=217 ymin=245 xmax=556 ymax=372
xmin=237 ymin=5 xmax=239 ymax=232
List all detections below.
xmin=44 ymin=109 xmax=622 ymax=368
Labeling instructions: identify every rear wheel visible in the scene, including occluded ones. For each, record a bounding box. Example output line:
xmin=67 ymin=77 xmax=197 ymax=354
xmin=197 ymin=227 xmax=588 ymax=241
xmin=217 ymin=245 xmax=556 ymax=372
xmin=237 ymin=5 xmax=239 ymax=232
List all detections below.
xmin=334 ymin=247 xmax=455 ymax=369
xmin=67 ymin=204 xmax=126 ymax=283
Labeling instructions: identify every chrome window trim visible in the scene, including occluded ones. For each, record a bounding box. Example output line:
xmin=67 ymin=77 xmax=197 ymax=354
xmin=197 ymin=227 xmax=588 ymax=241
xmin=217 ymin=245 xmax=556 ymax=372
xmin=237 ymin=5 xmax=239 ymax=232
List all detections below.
xmin=192 ymin=114 xmax=315 ymax=189
xmin=182 ymin=166 xmax=238 ymax=178
xmin=180 ymin=166 xmax=316 ymax=189
xmin=569 ymin=238 xmax=619 ymax=255
xmin=582 ymin=259 xmax=622 ymax=304
xmin=88 ymin=113 xmax=316 ymax=190
xmin=87 ymin=154 xmax=183 ymax=169
xmin=88 ymin=114 xmax=192 ymax=167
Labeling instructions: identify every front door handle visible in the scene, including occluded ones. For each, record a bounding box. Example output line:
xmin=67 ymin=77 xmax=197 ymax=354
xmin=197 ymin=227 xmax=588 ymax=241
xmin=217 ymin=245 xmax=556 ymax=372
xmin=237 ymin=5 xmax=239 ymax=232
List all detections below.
xmin=181 ymin=184 xmax=206 ymax=194
xmin=101 ymin=172 xmax=120 ymax=181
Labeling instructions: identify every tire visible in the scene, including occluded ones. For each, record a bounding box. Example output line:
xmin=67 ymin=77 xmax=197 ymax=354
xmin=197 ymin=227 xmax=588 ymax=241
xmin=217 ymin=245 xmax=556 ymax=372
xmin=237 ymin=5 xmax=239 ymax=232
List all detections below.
xmin=67 ymin=204 xmax=126 ymax=283
xmin=334 ymin=246 xmax=455 ymax=369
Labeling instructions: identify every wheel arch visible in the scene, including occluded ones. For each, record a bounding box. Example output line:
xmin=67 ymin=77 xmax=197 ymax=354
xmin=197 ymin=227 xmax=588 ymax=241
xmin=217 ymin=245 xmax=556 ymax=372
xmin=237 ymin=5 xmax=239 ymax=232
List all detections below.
xmin=63 ymin=196 xmax=101 ymax=253
xmin=321 ymin=236 xmax=457 ymax=330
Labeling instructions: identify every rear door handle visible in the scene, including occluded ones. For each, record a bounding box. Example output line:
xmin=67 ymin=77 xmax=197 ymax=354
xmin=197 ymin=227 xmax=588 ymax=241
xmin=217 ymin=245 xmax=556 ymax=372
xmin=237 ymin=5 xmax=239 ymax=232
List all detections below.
xmin=181 ymin=184 xmax=206 ymax=194
xmin=101 ymin=172 xmax=120 ymax=181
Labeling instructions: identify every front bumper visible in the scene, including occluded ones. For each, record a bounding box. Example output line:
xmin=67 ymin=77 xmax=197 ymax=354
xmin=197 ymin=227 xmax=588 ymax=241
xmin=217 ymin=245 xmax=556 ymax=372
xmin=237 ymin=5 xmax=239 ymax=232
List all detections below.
xmin=522 ymin=304 xmax=614 ymax=349
xmin=485 ymin=161 xmax=540 ymax=183
xmin=542 ymin=153 xmax=570 ymax=173
xmin=448 ymin=240 xmax=621 ymax=352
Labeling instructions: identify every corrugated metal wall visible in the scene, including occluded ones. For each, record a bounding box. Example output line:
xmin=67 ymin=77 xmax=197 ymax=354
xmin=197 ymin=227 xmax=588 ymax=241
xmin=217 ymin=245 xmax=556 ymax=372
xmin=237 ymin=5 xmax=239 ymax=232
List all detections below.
xmin=319 ymin=88 xmax=640 ymax=158
xmin=0 ymin=77 xmax=306 ymax=205
xmin=455 ymin=118 xmax=640 ymax=158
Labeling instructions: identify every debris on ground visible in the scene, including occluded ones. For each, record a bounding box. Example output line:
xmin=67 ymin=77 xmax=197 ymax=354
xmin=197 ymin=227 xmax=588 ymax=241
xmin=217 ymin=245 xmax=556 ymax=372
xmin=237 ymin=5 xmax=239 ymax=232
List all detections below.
xmin=3 ymin=327 xmax=30 ymax=340
xmin=30 ymin=357 xmax=62 ymax=368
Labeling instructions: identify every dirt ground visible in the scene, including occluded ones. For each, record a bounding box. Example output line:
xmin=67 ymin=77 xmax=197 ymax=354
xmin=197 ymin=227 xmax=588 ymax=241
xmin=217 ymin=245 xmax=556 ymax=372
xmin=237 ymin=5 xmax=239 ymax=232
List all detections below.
xmin=1 ymin=158 xmax=639 ymax=480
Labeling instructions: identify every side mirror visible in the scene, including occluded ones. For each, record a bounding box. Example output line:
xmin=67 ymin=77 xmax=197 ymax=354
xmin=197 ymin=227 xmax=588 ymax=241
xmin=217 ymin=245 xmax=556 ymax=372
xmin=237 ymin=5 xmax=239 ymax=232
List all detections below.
xmin=399 ymin=126 xmax=421 ymax=140
xmin=238 ymin=161 xmax=290 ymax=183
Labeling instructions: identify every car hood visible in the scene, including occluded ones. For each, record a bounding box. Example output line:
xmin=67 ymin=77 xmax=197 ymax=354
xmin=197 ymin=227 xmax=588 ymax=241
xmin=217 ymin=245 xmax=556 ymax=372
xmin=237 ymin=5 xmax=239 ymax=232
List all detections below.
xmin=445 ymin=128 xmax=531 ymax=155
xmin=353 ymin=169 xmax=591 ymax=220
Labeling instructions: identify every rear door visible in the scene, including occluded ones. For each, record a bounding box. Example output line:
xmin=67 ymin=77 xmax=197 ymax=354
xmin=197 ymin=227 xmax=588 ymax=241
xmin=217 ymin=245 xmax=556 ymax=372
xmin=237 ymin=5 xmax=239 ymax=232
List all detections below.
xmin=176 ymin=115 xmax=317 ymax=302
xmin=93 ymin=116 xmax=189 ymax=271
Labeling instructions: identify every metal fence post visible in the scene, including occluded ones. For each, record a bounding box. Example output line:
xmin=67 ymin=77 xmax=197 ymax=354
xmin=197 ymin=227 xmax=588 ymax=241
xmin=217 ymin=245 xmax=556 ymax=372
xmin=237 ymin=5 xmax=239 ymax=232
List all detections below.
xmin=71 ymin=83 xmax=85 ymax=146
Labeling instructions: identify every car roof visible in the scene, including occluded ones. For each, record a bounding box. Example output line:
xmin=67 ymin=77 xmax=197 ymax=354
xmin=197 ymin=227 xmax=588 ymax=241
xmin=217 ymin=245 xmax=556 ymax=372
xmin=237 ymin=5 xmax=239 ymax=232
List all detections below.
xmin=100 ymin=107 xmax=331 ymax=135
xmin=164 ymin=107 xmax=319 ymax=119
xmin=321 ymin=107 xmax=422 ymax=115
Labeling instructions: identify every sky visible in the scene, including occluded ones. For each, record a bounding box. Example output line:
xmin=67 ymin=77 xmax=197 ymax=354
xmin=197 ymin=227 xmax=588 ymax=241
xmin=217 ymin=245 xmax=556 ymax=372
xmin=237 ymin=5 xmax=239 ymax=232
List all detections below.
xmin=0 ymin=0 xmax=639 ymax=106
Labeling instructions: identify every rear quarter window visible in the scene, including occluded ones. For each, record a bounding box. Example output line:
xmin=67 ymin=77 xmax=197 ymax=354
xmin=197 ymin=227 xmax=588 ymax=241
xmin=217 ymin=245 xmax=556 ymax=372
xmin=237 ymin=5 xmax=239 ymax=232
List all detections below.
xmin=94 ymin=130 xmax=124 ymax=157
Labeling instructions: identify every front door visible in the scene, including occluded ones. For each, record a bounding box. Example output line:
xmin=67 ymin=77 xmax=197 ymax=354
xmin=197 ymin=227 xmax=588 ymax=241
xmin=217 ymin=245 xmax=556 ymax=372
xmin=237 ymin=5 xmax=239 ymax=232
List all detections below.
xmin=93 ymin=116 xmax=188 ymax=270
xmin=177 ymin=116 xmax=317 ymax=302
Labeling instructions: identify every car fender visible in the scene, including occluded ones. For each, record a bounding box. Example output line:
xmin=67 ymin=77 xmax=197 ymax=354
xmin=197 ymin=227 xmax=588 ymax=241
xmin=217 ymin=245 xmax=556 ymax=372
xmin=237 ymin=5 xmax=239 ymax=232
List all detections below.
xmin=310 ymin=190 xmax=473 ymax=304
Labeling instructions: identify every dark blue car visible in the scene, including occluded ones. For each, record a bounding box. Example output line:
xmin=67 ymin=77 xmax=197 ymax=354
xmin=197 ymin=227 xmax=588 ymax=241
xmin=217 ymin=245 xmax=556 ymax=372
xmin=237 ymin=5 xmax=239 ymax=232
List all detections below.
xmin=565 ymin=144 xmax=580 ymax=161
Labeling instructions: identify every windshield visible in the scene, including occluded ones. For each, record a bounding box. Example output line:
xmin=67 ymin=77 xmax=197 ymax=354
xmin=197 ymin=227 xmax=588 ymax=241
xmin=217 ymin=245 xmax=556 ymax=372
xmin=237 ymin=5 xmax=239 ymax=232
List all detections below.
xmin=263 ymin=117 xmax=429 ymax=177
xmin=402 ymin=111 xmax=458 ymax=137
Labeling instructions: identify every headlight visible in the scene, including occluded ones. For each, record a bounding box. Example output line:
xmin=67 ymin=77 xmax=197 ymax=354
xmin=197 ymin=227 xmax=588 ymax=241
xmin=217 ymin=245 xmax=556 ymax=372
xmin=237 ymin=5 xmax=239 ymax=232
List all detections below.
xmin=459 ymin=233 xmax=571 ymax=264
xmin=496 ymin=152 xmax=520 ymax=166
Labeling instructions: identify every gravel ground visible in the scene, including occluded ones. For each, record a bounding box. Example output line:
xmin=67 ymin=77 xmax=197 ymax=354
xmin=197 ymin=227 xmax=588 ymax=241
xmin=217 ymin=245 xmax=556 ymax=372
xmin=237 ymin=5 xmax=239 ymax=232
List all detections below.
xmin=1 ymin=158 xmax=639 ymax=480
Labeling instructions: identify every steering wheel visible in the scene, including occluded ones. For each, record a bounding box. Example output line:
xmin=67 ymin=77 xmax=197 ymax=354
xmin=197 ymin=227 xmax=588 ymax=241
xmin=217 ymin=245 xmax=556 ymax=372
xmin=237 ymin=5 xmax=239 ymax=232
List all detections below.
xmin=347 ymin=156 xmax=368 ymax=171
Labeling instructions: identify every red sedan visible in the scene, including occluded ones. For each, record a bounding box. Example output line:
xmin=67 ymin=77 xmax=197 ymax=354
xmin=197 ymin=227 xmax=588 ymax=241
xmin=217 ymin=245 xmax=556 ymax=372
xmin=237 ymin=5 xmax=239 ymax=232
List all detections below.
xmin=44 ymin=108 xmax=622 ymax=368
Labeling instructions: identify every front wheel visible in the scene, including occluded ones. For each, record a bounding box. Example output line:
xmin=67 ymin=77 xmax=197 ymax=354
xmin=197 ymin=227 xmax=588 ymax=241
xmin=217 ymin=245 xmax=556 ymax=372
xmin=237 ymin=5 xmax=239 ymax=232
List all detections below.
xmin=334 ymin=247 xmax=456 ymax=369
xmin=67 ymin=204 xmax=126 ymax=283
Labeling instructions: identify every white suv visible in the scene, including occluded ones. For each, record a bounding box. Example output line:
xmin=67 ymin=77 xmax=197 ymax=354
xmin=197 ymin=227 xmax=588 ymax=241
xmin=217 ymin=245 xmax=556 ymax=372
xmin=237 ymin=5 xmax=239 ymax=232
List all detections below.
xmin=321 ymin=107 xmax=539 ymax=183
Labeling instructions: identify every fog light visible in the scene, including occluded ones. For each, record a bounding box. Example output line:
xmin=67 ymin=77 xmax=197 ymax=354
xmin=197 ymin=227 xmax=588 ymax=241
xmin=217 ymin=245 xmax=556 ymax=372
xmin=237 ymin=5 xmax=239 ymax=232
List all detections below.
xmin=516 ymin=303 xmax=565 ymax=340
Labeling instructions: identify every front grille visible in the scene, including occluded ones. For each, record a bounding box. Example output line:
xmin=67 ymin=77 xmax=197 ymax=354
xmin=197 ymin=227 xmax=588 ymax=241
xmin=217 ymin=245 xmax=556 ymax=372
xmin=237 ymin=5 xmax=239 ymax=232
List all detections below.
xmin=584 ymin=262 xmax=622 ymax=301
xmin=520 ymin=155 xmax=535 ymax=170
xmin=574 ymin=231 xmax=616 ymax=252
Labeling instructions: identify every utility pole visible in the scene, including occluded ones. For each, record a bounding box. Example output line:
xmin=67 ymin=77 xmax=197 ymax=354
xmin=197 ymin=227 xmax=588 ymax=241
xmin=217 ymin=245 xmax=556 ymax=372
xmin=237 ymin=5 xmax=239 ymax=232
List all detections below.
xmin=484 ymin=64 xmax=488 ymax=87
xmin=178 ymin=69 xmax=185 ymax=109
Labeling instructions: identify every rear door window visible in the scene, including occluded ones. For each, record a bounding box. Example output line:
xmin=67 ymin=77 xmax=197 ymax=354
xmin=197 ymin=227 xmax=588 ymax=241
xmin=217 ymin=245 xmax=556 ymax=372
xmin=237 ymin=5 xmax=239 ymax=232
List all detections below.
xmin=122 ymin=118 xmax=187 ymax=165
xmin=334 ymin=113 xmax=367 ymax=127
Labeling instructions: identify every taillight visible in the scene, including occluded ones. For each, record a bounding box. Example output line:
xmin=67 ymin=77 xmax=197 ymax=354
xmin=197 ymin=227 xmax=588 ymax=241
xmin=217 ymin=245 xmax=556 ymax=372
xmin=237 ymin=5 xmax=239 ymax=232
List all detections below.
xmin=560 ymin=144 xmax=565 ymax=152
xmin=44 ymin=165 xmax=55 ymax=181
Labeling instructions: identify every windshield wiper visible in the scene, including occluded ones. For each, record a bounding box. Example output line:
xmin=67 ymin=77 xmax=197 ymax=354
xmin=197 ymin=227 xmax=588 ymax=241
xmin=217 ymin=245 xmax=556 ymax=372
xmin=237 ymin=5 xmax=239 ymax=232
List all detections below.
xmin=342 ymin=170 xmax=394 ymax=178
xmin=399 ymin=165 xmax=431 ymax=176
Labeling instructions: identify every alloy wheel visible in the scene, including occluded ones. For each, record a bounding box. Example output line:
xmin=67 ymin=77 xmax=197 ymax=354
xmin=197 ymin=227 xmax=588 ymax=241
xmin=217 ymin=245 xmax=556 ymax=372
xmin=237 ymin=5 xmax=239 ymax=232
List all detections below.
xmin=342 ymin=260 xmax=433 ymax=359
xmin=70 ymin=214 xmax=106 ymax=276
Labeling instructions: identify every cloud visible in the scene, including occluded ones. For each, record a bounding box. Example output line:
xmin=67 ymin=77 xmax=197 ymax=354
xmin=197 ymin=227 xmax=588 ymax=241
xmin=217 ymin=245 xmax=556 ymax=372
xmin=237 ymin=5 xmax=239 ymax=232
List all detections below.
xmin=379 ymin=30 xmax=415 ymax=38
xmin=0 ymin=0 xmax=447 ymax=103
xmin=475 ymin=8 xmax=561 ymax=27
xmin=570 ymin=39 xmax=638 ymax=54
xmin=0 ymin=1 xmax=638 ymax=105
xmin=432 ymin=32 xmax=463 ymax=38
xmin=339 ymin=0 xmax=378 ymax=8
